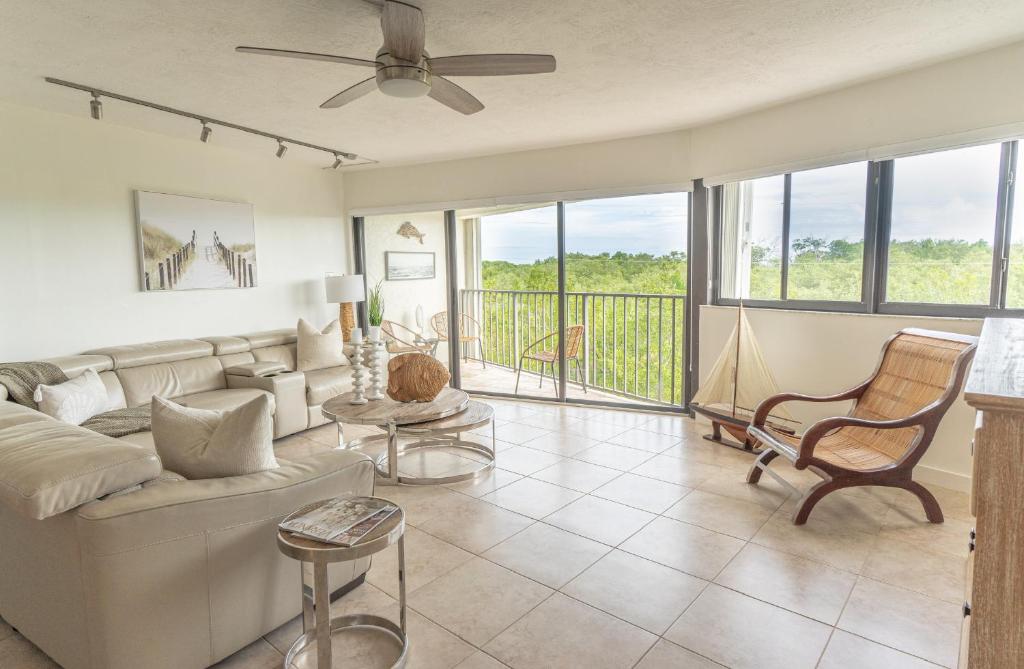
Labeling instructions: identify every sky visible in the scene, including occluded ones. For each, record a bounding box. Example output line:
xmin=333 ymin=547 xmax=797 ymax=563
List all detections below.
xmin=479 ymin=193 xmax=688 ymax=264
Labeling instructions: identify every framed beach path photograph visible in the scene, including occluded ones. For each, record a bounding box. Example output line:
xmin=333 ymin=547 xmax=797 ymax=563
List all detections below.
xmin=135 ymin=190 xmax=256 ymax=291
xmin=385 ymin=251 xmax=436 ymax=280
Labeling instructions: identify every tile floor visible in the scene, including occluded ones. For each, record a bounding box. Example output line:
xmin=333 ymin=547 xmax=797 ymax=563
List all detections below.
xmin=1 ymin=398 xmax=970 ymax=669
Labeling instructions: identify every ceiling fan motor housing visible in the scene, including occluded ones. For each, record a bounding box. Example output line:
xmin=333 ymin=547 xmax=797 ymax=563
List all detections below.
xmin=375 ymin=48 xmax=431 ymax=98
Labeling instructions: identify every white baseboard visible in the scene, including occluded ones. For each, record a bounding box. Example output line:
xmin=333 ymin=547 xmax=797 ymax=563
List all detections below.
xmin=915 ymin=465 xmax=971 ymax=493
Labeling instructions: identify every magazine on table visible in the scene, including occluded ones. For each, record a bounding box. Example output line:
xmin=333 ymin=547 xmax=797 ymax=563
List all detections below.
xmin=280 ymin=496 xmax=399 ymax=546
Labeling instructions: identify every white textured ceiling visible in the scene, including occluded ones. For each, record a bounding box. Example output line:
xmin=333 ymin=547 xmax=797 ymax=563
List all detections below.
xmin=3 ymin=0 xmax=1024 ymax=168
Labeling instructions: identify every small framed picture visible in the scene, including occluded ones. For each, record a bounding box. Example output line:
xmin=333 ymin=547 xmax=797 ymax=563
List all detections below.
xmin=385 ymin=251 xmax=436 ymax=280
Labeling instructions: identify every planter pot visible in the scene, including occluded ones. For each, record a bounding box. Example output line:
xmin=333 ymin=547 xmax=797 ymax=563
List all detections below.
xmin=368 ymin=325 xmax=382 ymax=342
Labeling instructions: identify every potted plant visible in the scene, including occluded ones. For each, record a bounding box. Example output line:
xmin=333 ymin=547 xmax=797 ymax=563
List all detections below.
xmin=367 ymin=280 xmax=385 ymax=342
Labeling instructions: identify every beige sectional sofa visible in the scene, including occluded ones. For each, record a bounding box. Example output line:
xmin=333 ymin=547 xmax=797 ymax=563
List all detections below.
xmin=0 ymin=328 xmax=372 ymax=669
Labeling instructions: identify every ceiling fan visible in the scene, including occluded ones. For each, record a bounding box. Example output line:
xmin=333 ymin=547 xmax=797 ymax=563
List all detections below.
xmin=236 ymin=0 xmax=556 ymax=115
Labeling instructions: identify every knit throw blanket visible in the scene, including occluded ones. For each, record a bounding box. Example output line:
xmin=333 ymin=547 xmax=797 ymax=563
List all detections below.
xmin=0 ymin=361 xmax=151 ymax=438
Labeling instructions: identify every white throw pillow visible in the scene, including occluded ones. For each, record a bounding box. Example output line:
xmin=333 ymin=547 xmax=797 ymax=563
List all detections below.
xmin=33 ymin=369 xmax=109 ymax=425
xmin=150 ymin=394 xmax=277 ymax=480
xmin=297 ymin=318 xmax=349 ymax=371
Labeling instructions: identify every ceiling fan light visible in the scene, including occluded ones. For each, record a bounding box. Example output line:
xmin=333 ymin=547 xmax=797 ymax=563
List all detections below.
xmin=378 ymin=75 xmax=430 ymax=98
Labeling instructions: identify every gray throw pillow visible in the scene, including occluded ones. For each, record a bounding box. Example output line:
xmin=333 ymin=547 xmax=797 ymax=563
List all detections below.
xmin=150 ymin=394 xmax=277 ymax=480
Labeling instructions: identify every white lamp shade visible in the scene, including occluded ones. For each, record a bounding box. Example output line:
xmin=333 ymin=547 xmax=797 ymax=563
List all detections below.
xmin=325 ymin=274 xmax=365 ymax=303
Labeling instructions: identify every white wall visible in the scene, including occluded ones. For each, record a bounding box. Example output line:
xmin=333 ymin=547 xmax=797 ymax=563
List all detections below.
xmin=699 ymin=306 xmax=981 ymax=491
xmin=0 ymin=102 xmax=349 ymax=360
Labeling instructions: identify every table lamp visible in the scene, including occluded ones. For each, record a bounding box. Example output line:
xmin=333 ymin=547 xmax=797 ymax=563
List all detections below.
xmin=325 ymin=274 xmax=365 ymax=342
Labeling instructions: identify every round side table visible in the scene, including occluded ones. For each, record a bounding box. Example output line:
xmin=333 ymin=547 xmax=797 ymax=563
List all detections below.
xmin=277 ymin=498 xmax=409 ymax=668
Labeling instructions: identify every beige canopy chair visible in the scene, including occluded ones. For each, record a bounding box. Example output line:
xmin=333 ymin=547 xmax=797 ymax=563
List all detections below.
xmin=431 ymin=311 xmax=485 ymax=367
xmin=515 ymin=324 xmax=586 ymax=396
xmin=381 ymin=319 xmax=435 ymax=356
xmin=747 ymin=328 xmax=977 ymax=526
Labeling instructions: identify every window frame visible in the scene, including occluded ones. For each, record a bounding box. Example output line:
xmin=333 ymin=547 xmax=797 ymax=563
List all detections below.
xmin=711 ymin=140 xmax=1020 ymax=318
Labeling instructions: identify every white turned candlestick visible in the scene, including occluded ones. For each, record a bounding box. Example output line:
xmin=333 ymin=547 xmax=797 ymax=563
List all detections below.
xmin=349 ymin=341 xmax=368 ymax=404
xmin=367 ymin=340 xmax=385 ymax=400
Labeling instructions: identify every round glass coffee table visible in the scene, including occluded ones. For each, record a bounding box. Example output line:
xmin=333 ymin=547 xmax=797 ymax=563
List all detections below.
xmin=322 ymin=388 xmax=495 ymax=486
xmin=277 ymin=497 xmax=408 ymax=668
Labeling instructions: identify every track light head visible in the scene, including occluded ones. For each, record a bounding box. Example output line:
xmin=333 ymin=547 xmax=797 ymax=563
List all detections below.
xmin=89 ymin=93 xmax=102 ymax=120
xmin=200 ymin=121 xmax=212 ymax=143
xmin=275 ymin=140 xmax=287 ymax=158
xmin=342 ymin=152 xmax=357 ymax=161
xmin=331 ymin=154 xmax=343 ymax=169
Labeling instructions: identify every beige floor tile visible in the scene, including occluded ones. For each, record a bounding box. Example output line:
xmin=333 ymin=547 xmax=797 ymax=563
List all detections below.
xmin=879 ymin=506 xmax=974 ymax=557
xmin=488 ymin=403 xmax=541 ymax=422
xmin=563 ymin=550 xmax=707 ymax=634
xmin=367 ymin=526 xmax=474 ymax=598
xmin=889 ymin=484 xmax=972 ymax=522
xmin=302 ymin=423 xmax=342 ymax=447
xmin=660 ymin=440 xmax=755 ymax=469
xmin=591 ymin=472 xmax=691 ymax=513
xmin=630 ymin=454 xmax=723 ymax=487
xmin=635 ymin=639 xmax=725 ymax=668
xmin=407 ymin=557 xmax=553 ymax=647
xmin=492 ymin=446 xmax=564 ymax=475
xmin=838 ymin=577 xmax=962 ymax=667
xmin=543 ymin=495 xmax=655 ymax=545
xmin=483 ymin=523 xmax=609 ymax=588
xmin=696 ymin=471 xmax=792 ymax=510
xmin=640 ymin=415 xmax=692 ymax=438
xmin=518 ymin=431 xmax=598 ymax=456
xmin=714 ymin=543 xmax=858 ymax=625
xmin=485 ymin=593 xmax=656 ymax=669
xmin=530 ymin=459 xmax=621 ymax=492
xmin=863 ymin=536 xmax=966 ymax=604
xmin=516 ymin=412 xmax=586 ymax=433
xmin=481 ymin=477 xmax=582 ymax=519
xmin=665 ymin=584 xmax=832 ymax=669
xmin=444 ymin=468 xmax=523 ymax=498
xmin=751 ymin=515 xmax=876 ymax=573
xmin=572 ymin=421 xmax=632 ymax=442
xmin=0 ymin=635 xmax=60 ymax=669
xmin=455 ymin=651 xmax=510 ymax=668
xmin=264 ymin=582 xmax=397 ymax=654
xmin=573 ymin=443 xmax=655 ymax=471
xmin=373 ymin=603 xmax=477 ymax=669
xmin=375 ymin=486 xmax=475 ymax=527
xmin=606 ymin=428 xmax=682 ymax=453
xmin=493 ymin=422 xmax=550 ymax=445
xmin=620 ymin=516 xmax=745 ymax=580
xmin=417 ymin=498 xmax=534 ymax=553
xmin=211 ymin=638 xmax=283 ymax=669
xmin=664 ymin=489 xmax=773 ymax=540
xmin=818 ymin=630 xmax=942 ymax=669
xmin=274 ymin=434 xmax=328 ymax=460
xmin=778 ymin=489 xmax=892 ymax=534
xmin=583 ymin=408 xmax=654 ymax=427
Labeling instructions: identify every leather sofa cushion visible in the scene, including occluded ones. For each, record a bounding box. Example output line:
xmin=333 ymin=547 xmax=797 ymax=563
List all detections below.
xmin=253 ymin=344 xmax=297 ymax=372
xmin=200 ymin=336 xmax=251 ymax=356
xmin=99 ymin=371 xmax=128 ymax=410
xmin=116 ymin=357 xmax=226 ymax=407
xmin=86 ymin=339 xmax=214 ymax=369
xmin=242 ymin=329 xmax=297 ymax=349
xmin=304 ymin=367 xmax=353 ymax=406
xmin=217 ymin=351 xmax=256 ymax=369
xmin=178 ymin=388 xmax=277 ymax=415
xmin=43 ymin=354 xmax=114 ymax=376
xmin=118 ymin=430 xmax=155 ymax=451
xmin=0 ymin=402 xmax=161 ymax=519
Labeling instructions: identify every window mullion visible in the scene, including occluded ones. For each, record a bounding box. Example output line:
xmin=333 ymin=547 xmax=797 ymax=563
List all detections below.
xmin=873 ymin=161 xmax=894 ymax=309
xmin=862 ymin=162 xmax=880 ymax=312
xmin=781 ymin=173 xmax=792 ymax=300
xmin=992 ymin=141 xmax=1018 ymax=309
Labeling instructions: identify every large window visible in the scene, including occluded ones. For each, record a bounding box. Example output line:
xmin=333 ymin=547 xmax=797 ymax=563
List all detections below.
xmin=714 ymin=140 xmax=1019 ymax=317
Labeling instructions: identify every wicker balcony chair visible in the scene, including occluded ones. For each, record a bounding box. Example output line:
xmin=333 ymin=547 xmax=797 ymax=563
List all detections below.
xmin=747 ymin=328 xmax=977 ymax=526
xmin=381 ymin=320 xmax=435 ymax=356
xmin=514 ymin=324 xmax=586 ymax=396
xmin=431 ymin=311 xmax=485 ymax=368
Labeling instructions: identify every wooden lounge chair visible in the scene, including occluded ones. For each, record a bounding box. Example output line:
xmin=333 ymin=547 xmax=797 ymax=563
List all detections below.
xmin=431 ymin=311 xmax=485 ymax=367
xmin=747 ymin=328 xmax=977 ymax=525
xmin=514 ymin=324 xmax=586 ymax=396
xmin=381 ymin=319 xmax=435 ymax=356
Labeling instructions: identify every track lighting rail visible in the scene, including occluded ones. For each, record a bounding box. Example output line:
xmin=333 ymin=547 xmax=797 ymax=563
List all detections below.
xmin=45 ymin=76 xmax=374 ymax=166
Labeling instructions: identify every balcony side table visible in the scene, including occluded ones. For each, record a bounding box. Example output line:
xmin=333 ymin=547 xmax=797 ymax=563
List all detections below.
xmin=277 ymin=498 xmax=409 ymax=668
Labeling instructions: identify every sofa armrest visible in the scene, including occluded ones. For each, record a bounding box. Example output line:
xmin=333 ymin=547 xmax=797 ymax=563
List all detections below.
xmin=75 ymin=449 xmax=373 ymax=553
xmin=227 ymin=370 xmax=307 ymax=438
xmin=224 ymin=362 xmax=287 ymax=377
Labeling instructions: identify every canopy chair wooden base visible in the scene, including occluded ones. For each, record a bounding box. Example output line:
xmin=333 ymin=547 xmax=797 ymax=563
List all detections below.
xmin=746 ymin=328 xmax=977 ymax=526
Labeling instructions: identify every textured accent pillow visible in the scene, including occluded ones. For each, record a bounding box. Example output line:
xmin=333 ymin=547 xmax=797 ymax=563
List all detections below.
xmin=297 ymin=318 xmax=349 ymax=371
xmin=150 ymin=394 xmax=277 ymax=480
xmin=33 ymin=369 xmax=109 ymax=425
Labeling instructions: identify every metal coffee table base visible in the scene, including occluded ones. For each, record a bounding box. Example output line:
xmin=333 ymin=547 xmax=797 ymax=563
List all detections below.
xmin=284 ymin=613 xmax=408 ymax=668
xmin=345 ymin=427 xmax=496 ymax=486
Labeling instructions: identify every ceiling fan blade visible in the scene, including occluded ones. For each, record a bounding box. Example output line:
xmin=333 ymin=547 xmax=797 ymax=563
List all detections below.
xmin=428 ymin=77 xmax=484 ymax=115
xmin=236 ymin=46 xmax=378 ymax=68
xmin=320 ymin=77 xmax=378 ymax=108
xmin=428 ymin=54 xmax=556 ymax=77
xmin=381 ymin=0 xmax=425 ymax=63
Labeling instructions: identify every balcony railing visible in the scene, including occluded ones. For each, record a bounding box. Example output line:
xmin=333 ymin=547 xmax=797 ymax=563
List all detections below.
xmin=459 ymin=288 xmax=686 ymax=405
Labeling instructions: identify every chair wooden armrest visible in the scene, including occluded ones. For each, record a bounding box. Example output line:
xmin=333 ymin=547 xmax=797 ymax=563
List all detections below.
xmin=751 ymin=385 xmax=869 ymax=428
xmin=795 ymin=406 xmax=940 ymax=467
